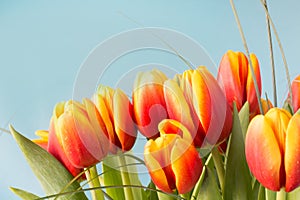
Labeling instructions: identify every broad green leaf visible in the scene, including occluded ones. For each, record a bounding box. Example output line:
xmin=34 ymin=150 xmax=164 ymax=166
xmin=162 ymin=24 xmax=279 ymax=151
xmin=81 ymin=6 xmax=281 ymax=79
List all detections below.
xmin=239 ymin=102 xmax=250 ymax=140
xmin=10 ymin=126 xmax=87 ymax=200
xmin=224 ymin=105 xmax=252 ymax=200
xmin=196 ymin=166 xmax=222 ymax=200
xmin=287 ymin=187 xmax=300 ymax=200
xmin=102 ymin=157 xmax=125 ymax=200
xmin=10 ymin=187 xmax=40 ymax=200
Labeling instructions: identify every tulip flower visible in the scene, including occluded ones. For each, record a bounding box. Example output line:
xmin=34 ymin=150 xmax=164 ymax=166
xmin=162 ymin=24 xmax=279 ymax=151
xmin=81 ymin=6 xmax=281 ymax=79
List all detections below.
xmin=144 ymin=119 xmax=202 ymax=194
xmin=48 ymin=99 xmax=109 ymax=169
xmin=133 ymin=69 xmax=168 ymax=138
xmin=178 ymin=66 xmax=232 ymax=146
xmin=291 ymin=75 xmax=300 ymax=113
xmin=93 ymin=85 xmax=137 ymax=153
xmin=217 ymin=50 xmax=261 ymax=114
xmin=245 ymin=108 xmax=300 ymax=192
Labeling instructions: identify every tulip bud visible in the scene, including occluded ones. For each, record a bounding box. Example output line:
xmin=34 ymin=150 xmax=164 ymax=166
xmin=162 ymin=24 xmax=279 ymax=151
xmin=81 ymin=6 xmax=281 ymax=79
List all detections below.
xmin=144 ymin=119 xmax=202 ymax=194
xmin=93 ymin=85 xmax=137 ymax=153
xmin=217 ymin=50 xmax=261 ymax=114
xmin=245 ymin=108 xmax=300 ymax=192
xmin=48 ymin=99 xmax=109 ymax=169
xmin=133 ymin=69 xmax=168 ymax=138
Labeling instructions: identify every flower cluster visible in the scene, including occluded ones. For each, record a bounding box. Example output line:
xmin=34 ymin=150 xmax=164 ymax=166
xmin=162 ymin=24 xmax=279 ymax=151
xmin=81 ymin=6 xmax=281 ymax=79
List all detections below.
xmin=31 ymin=50 xmax=300 ymax=196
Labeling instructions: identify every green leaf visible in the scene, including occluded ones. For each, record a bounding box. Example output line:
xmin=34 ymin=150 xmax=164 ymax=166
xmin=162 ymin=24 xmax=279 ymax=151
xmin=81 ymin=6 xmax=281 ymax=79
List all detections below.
xmin=10 ymin=125 xmax=87 ymax=200
xmin=239 ymin=102 xmax=250 ymax=140
xmin=145 ymin=181 xmax=159 ymax=200
xmin=224 ymin=104 xmax=252 ymax=200
xmin=102 ymin=158 xmax=125 ymax=200
xmin=10 ymin=187 xmax=40 ymax=200
xmin=196 ymin=166 xmax=222 ymax=200
xmin=287 ymin=187 xmax=300 ymax=200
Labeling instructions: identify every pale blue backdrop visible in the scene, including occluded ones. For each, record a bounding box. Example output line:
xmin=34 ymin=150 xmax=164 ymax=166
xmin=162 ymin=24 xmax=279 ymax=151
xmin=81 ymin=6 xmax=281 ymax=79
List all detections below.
xmin=0 ymin=1 xmax=299 ymax=199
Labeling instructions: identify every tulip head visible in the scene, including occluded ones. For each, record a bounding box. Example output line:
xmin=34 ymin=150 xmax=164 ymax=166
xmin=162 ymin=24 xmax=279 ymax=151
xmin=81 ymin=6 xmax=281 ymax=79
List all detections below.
xmin=133 ymin=69 xmax=168 ymax=138
xmin=48 ymin=99 xmax=109 ymax=169
xmin=144 ymin=119 xmax=202 ymax=194
xmin=93 ymin=85 xmax=137 ymax=153
xmin=179 ymin=67 xmax=232 ymax=146
xmin=245 ymin=108 xmax=300 ymax=192
xmin=217 ymin=50 xmax=261 ymax=114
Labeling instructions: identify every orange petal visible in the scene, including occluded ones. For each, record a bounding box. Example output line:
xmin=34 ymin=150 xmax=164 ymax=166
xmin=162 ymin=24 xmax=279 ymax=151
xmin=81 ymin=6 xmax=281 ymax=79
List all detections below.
xmin=285 ymin=113 xmax=300 ymax=192
xmin=113 ymin=89 xmax=137 ymax=151
xmin=92 ymin=93 xmax=117 ymax=153
xmin=245 ymin=115 xmax=282 ymax=191
xmin=171 ymin=138 xmax=202 ymax=194
xmin=163 ymin=80 xmax=196 ymax=136
xmin=193 ymin=67 xmax=232 ymax=145
xmin=47 ymin=117 xmax=83 ymax=177
xmin=265 ymin=108 xmax=291 ymax=156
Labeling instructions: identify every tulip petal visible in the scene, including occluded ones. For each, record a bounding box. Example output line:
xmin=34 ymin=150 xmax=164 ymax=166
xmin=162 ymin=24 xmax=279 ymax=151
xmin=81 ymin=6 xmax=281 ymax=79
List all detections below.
xmin=245 ymin=115 xmax=282 ymax=191
xmin=285 ymin=113 xmax=300 ymax=192
xmin=171 ymin=138 xmax=202 ymax=194
xmin=47 ymin=118 xmax=83 ymax=177
xmin=92 ymin=93 xmax=117 ymax=153
xmin=164 ymin=79 xmax=196 ymax=138
xmin=133 ymin=70 xmax=168 ymax=138
xmin=113 ymin=89 xmax=137 ymax=151
xmin=193 ymin=67 xmax=232 ymax=145
xmin=144 ymin=139 xmax=175 ymax=193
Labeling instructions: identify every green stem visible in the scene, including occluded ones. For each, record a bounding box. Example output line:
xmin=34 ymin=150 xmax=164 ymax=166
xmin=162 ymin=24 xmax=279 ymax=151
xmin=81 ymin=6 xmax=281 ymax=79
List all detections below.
xmin=180 ymin=192 xmax=190 ymax=200
xmin=276 ymin=188 xmax=286 ymax=200
xmin=85 ymin=165 xmax=104 ymax=200
xmin=211 ymin=147 xmax=225 ymax=193
xmin=118 ymin=154 xmax=134 ymax=200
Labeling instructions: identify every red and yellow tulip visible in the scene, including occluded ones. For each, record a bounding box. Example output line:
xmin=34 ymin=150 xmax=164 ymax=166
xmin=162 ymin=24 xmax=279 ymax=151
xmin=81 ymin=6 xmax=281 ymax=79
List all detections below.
xmin=133 ymin=69 xmax=168 ymax=139
xmin=245 ymin=108 xmax=300 ymax=192
xmin=178 ymin=66 xmax=233 ymax=146
xmin=47 ymin=99 xmax=109 ymax=169
xmin=93 ymin=85 xmax=137 ymax=153
xmin=217 ymin=50 xmax=261 ymax=114
xmin=144 ymin=119 xmax=202 ymax=194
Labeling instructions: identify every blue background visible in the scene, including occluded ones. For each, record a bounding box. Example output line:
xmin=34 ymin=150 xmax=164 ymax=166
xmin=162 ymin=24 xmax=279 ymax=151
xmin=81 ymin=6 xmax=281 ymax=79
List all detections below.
xmin=0 ymin=1 xmax=299 ymax=199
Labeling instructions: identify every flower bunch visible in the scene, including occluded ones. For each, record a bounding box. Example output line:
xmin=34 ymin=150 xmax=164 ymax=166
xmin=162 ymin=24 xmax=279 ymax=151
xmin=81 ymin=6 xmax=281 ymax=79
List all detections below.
xmin=8 ymin=52 xmax=300 ymax=200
